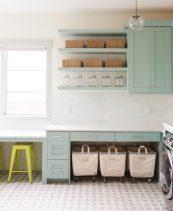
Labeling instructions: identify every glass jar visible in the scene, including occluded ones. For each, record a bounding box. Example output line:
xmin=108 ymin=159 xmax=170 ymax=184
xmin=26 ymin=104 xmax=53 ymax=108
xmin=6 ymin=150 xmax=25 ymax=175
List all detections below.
xmin=88 ymin=75 xmax=97 ymax=87
xmin=62 ymin=75 xmax=70 ymax=87
xmin=74 ymin=75 xmax=83 ymax=87
xmin=115 ymin=75 xmax=125 ymax=87
xmin=102 ymin=75 xmax=111 ymax=87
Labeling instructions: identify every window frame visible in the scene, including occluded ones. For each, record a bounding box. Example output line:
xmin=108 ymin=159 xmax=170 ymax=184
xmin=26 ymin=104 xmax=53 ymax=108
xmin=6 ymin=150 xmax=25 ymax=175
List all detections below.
xmin=0 ymin=46 xmax=51 ymax=118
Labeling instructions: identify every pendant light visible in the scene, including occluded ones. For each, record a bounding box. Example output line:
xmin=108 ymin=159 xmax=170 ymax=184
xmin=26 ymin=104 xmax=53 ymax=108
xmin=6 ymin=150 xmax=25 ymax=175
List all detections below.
xmin=128 ymin=0 xmax=144 ymax=31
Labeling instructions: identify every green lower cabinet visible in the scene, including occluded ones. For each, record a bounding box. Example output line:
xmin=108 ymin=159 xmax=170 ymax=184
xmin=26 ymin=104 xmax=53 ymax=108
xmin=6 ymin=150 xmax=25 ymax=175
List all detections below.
xmin=128 ymin=27 xmax=172 ymax=93
xmin=47 ymin=132 xmax=69 ymax=141
xmin=116 ymin=132 xmax=161 ymax=142
xmin=47 ymin=160 xmax=69 ymax=179
xmin=43 ymin=130 xmax=162 ymax=183
xmin=71 ymin=132 xmax=115 ymax=142
xmin=47 ymin=141 xmax=69 ymax=159
xmin=42 ymin=133 xmax=70 ymax=184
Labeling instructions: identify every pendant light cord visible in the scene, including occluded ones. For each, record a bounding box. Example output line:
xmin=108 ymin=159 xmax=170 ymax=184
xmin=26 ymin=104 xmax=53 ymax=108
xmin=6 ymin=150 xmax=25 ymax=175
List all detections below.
xmin=136 ymin=0 xmax=137 ymax=17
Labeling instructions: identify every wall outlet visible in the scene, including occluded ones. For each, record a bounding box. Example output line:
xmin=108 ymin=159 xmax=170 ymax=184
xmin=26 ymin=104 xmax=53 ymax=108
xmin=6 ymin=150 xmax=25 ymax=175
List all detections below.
xmin=66 ymin=105 xmax=72 ymax=114
xmin=145 ymin=106 xmax=151 ymax=114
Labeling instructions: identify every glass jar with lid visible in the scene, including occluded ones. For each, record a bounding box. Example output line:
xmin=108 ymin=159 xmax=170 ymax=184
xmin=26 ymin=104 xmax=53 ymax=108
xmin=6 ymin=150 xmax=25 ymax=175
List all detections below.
xmin=102 ymin=75 xmax=111 ymax=87
xmin=88 ymin=75 xmax=97 ymax=87
xmin=62 ymin=74 xmax=70 ymax=87
xmin=115 ymin=75 xmax=125 ymax=87
xmin=74 ymin=75 xmax=83 ymax=87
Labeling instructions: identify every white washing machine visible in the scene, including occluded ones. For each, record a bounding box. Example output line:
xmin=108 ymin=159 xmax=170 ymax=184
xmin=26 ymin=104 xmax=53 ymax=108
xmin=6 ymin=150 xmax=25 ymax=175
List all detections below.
xmin=161 ymin=124 xmax=173 ymax=211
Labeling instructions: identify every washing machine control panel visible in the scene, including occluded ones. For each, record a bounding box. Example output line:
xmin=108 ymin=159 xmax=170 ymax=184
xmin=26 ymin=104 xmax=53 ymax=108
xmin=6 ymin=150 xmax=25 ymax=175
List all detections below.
xmin=164 ymin=133 xmax=173 ymax=150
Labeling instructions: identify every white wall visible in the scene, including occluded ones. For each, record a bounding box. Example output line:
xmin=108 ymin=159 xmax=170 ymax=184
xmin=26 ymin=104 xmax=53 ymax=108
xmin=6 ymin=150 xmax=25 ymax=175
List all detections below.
xmin=0 ymin=12 xmax=172 ymax=131
xmin=0 ymin=12 xmax=172 ymax=169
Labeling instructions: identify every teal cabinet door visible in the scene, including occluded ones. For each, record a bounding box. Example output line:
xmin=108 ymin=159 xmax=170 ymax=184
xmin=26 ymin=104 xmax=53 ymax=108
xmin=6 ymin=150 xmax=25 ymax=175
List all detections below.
xmin=150 ymin=28 xmax=172 ymax=93
xmin=44 ymin=131 xmax=71 ymax=184
xmin=47 ymin=141 xmax=69 ymax=159
xmin=47 ymin=160 xmax=69 ymax=179
xmin=128 ymin=30 xmax=150 ymax=93
xmin=128 ymin=27 xmax=172 ymax=93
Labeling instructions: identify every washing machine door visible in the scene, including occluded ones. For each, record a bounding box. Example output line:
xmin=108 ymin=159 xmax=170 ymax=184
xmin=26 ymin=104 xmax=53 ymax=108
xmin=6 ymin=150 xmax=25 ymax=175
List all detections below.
xmin=161 ymin=148 xmax=173 ymax=199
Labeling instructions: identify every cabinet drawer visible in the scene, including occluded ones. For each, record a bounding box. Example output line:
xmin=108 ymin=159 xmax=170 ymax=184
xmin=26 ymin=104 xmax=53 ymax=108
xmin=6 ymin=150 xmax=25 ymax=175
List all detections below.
xmin=47 ymin=160 xmax=68 ymax=179
xmin=71 ymin=132 xmax=115 ymax=142
xmin=47 ymin=132 xmax=69 ymax=141
xmin=48 ymin=141 xmax=69 ymax=159
xmin=116 ymin=132 xmax=161 ymax=142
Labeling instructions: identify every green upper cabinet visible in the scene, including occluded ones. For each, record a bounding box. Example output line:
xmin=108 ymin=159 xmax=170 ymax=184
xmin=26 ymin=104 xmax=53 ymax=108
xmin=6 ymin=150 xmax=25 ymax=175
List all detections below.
xmin=128 ymin=27 xmax=172 ymax=93
xmin=128 ymin=30 xmax=150 ymax=93
xmin=150 ymin=28 xmax=172 ymax=93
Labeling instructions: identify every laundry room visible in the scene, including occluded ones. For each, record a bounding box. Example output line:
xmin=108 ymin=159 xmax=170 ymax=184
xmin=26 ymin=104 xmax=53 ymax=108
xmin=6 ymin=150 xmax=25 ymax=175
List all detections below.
xmin=0 ymin=1 xmax=172 ymax=211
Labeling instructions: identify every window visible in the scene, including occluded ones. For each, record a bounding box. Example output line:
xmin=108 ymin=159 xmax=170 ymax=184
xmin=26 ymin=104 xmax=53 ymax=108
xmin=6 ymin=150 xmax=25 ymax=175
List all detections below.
xmin=0 ymin=45 xmax=50 ymax=116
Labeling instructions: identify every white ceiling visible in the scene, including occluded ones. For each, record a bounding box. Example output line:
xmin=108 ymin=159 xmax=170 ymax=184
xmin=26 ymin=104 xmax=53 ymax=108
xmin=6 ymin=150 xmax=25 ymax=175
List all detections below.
xmin=0 ymin=0 xmax=172 ymax=13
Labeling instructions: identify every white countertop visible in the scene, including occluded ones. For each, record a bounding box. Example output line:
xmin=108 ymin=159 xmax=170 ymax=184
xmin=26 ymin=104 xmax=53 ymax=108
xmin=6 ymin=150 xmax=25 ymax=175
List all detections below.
xmin=0 ymin=123 xmax=164 ymax=140
xmin=0 ymin=129 xmax=46 ymax=139
xmin=45 ymin=124 xmax=161 ymax=132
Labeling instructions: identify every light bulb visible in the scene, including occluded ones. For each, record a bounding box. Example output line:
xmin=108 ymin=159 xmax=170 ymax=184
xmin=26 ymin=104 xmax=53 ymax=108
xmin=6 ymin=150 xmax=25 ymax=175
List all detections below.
xmin=128 ymin=15 xmax=144 ymax=31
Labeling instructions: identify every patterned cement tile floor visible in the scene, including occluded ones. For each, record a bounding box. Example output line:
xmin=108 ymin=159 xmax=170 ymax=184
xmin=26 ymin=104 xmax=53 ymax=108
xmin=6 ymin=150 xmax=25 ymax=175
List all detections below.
xmin=0 ymin=173 xmax=167 ymax=211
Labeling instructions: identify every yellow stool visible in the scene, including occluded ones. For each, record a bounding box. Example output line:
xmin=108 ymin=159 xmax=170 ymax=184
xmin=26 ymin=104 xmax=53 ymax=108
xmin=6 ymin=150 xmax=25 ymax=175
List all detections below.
xmin=0 ymin=145 xmax=5 ymax=174
xmin=8 ymin=143 xmax=35 ymax=183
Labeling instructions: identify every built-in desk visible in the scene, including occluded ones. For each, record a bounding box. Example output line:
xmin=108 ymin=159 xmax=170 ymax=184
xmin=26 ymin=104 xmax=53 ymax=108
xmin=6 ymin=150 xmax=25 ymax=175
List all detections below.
xmin=0 ymin=130 xmax=46 ymax=181
xmin=0 ymin=127 xmax=163 ymax=184
xmin=44 ymin=125 xmax=163 ymax=184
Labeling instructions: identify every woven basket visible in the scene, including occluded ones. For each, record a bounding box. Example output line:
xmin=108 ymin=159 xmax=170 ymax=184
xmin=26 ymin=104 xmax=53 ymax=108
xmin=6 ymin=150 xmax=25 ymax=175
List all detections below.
xmin=65 ymin=40 xmax=84 ymax=48
xmin=63 ymin=59 xmax=81 ymax=67
xmin=83 ymin=59 xmax=102 ymax=67
xmin=105 ymin=38 xmax=126 ymax=48
xmin=86 ymin=40 xmax=105 ymax=48
xmin=105 ymin=59 xmax=125 ymax=67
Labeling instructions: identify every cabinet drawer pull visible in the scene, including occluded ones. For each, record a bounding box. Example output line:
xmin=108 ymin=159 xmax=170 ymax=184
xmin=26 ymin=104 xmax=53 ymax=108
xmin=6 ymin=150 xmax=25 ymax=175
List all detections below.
xmin=52 ymin=150 xmax=62 ymax=154
xmin=52 ymin=167 xmax=63 ymax=171
xmin=52 ymin=168 xmax=64 ymax=174
xmin=132 ymin=135 xmax=143 ymax=139
xmin=52 ymin=149 xmax=62 ymax=152
xmin=52 ymin=147 xmax=63 ymax=151
xmin=53 ymin=135 xmax=64 ymax=138
xmin=88 ymin=134 xmax=98 ymax=138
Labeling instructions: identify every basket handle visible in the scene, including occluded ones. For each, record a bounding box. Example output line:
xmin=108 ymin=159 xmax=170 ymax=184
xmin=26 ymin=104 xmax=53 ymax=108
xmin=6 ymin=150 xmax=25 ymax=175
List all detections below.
xmin=81 ymin=144 xmax=90 ymax=153
xmin=108 ymin=146 xmax=118 ymax=154
xmin=138 ymin=146 xmax=148 ymax=154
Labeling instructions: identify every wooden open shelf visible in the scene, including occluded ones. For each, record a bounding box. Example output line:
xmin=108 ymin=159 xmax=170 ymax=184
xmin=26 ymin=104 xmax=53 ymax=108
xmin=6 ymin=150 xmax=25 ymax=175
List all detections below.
xmin=58 ymin=48 xmax=127 ymax=54
xmin=58 ymin=67 xmax=127 ymax=72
